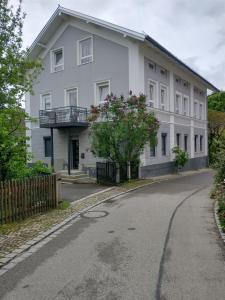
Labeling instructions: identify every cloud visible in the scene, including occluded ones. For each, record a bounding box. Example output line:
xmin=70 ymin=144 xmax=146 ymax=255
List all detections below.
xmin=9 ymin=0 xmax=225 ymax=90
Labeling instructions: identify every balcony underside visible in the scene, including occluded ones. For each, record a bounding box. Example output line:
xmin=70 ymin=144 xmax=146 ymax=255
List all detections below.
xmin=40 ymin=122 xmax=89 ymax=129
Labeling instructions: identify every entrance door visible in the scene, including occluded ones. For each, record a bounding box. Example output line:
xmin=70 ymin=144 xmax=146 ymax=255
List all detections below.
xmin=72 ymin=140 xmax=79 ymax=169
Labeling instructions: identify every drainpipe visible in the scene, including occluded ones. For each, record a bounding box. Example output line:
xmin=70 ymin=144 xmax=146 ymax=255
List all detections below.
xmin=50 ymin=127 xmax=54 ymax=171
xmin=68 ymin=130 xmax=71 ymax=175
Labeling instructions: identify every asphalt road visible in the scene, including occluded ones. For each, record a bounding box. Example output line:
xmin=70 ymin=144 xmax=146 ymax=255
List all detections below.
xmin=60 ymin=183 xmax=107 ymax=203
xmin=0 ymin=170 xmax=225 ymax=299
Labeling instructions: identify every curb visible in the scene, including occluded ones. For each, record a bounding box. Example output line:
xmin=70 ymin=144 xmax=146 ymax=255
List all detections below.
xmin=214 ymin=200 xmax=225 ymax=245
xmin=0 ymin=180 xmax=159 ymax=276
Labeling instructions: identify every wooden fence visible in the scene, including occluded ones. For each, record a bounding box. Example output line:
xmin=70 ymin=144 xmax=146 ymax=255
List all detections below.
xmin=0 ymin=174 xmax=58 ymax=224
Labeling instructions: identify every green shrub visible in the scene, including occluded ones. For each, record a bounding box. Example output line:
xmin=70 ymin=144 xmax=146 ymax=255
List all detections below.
xmin=29 ymin=161 xmax=52 ymax=176
xmin=172 ymin=146 xmax=189 ymax=172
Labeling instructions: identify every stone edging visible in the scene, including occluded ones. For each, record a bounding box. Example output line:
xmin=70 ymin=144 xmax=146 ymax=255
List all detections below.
xmin=214 ymin=200 xmax=225 ymax=245
xmin=0 ymin=180 xmax=159 ymax=276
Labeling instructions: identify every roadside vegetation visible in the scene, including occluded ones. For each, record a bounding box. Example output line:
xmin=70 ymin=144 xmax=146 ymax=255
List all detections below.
xmin=208 ymin=91 xmax=225 ymax=232
xmin=0 ymin=0 xmax=42 ymax=182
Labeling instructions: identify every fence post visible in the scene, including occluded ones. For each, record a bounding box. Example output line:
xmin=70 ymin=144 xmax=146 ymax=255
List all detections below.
xmin=127 ymin=161 xmax=131 ymax=180
xmin=116 ymin=162 xmax=120 ymax=184
xmin=56 ymin=173 xmax=60 ymax=206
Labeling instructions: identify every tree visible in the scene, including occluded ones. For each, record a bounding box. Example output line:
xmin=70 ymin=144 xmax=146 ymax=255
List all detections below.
xmin=0 ymin=0 xmax=42 ymax=180
xmin=88 ymin=93 xmax=159 ymax=166
xmin=208 ymin=91 xmax=225 ymax=113
xmin=208 ymin=109 xmax=225 ymax=164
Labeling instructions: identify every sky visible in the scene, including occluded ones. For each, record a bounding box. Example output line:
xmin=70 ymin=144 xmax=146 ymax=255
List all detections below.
xmin=11 ymin=0 xmax=225 ymax=90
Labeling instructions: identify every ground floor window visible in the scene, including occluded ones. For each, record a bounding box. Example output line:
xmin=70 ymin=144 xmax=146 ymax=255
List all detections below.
xmin=194 ymin=135 xmax=198 ymax=153
xmin=176 ymin=133 xmax=180 ymax=147
xmin=44 ymin=136 xmax=52 ymax=157
xmin=184 ymin=135 xmax=188 ymax=152
xmin=150 ymin=144 xmax=156 ymax=157
xmin=161 ymin=133 xmax=167 ymax=156
xmin=200 ymin=135 xmax=203 ymax=152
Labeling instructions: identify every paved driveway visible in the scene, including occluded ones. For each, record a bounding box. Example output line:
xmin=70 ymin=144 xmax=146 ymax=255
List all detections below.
xmin=60 ymin=183 xmax=108 ymax=202
xmin=0 ymin=171 xmax=225 ymax=299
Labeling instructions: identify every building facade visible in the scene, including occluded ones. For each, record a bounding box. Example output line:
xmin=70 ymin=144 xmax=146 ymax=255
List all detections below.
xmin=26 ymin=6 xmax=218 ymax=177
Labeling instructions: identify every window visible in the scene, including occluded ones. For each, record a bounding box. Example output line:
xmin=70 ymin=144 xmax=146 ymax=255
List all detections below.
xmin=176 ymin=133 xmax=180 ymax=147
xmin=175 ymin=93 xmax=181 ymax=114
xmin=160 ymin=68 xmax=167 ymax=77
xmin=65 ymin=88 xmax=78 ymax=106
xmin=160 ymin=85 xmax=167 ymax=110
xmin=51 ymin=48 xmax=64 ymax=72
xmin=44 ymin=137 xmax=52 ymax=157
xmin=41 ymin=93 xmax=51 ymax=110
xmin=194 ymin=101 xmax=198 ymax=118
xmin=148 ymin=61 xmax=156 ymax=70
xmin=194 ymin=135 xmax=198 ymax=152
xmin=161 ymin=133 xmax=167 ymax=156
xmin=200 ymin=135 xmax=203 ymax=152
xmin=150 ymin=144 xmax=156 ymax=157
xmin=184 ymin=135 xmax=188 ymax=152
xmin=78 ymin=37 xmax=93 ymax=65
xmin=148 ymin=80 xmax=157 ymax=107
xmin=183 ymin=96 xmax=189 ymax=116
xmin=96 ymin=81 xmax=110 ymax=104
xmin=199 ymin=103 xmax=204 ymax=120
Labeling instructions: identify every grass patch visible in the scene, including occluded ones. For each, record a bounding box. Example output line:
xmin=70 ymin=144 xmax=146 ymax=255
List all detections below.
xmin=57 ymin=199 xmax=71 ymax=210
xmin=120 ymin=179 xmax=153 ymax=190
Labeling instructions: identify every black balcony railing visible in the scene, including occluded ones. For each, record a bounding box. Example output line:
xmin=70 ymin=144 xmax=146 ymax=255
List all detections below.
xmin=39 ymin=106 xmax=89 ymax=128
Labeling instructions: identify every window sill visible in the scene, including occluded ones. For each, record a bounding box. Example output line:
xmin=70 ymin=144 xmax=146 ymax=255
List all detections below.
xmin=77 ymin=60 xmax=94 ymax=66
xmin=50 ymin=68 xmax=64 ymax=74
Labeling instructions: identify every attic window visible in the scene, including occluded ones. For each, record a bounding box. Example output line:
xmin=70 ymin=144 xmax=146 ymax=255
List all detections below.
xmin=160 ymin=68 xmax=167 ymax=76
xmin=175 ymin=76 xmax=181 ymax=84
xmin=183 ymin=80 xmax=189 ymax=87
xmin=148 ymin=61 xmax=156 ymax=70
xmin=51 ymin=48 xmax=64 ymax=73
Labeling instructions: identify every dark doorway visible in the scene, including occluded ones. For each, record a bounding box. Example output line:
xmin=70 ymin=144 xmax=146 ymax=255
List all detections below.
xmin=72 ymin=140 xmax=79 ymax=169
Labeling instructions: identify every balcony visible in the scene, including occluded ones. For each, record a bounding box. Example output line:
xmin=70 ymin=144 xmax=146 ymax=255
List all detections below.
xmin=39 ymin=106 xmax=89 ymax=128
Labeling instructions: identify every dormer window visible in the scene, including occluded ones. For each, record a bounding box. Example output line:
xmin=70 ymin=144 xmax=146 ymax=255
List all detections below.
xmin=78 ymin=36 xmax=93 ymax=65
xmin=51 ymin=48 xmax=64 ymax=72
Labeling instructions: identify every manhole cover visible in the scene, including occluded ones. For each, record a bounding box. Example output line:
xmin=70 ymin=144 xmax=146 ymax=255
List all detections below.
xmin=81 ymin=210 xmax=108 ymax=219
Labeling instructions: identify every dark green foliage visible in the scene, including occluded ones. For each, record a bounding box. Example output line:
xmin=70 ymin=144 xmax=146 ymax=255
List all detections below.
xmin=208 ymin=91 xmax=225 ymax=113
xmin=172 ymin=146 xmax=189 ymax=171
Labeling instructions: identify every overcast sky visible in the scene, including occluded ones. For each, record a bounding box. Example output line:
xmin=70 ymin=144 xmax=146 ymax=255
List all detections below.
xmin=11 ymin=0 xmax=225 ymax=90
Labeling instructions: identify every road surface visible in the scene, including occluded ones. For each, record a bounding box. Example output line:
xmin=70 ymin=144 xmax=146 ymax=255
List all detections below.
xmin=0 ymin=170 xmax=225 ymax=299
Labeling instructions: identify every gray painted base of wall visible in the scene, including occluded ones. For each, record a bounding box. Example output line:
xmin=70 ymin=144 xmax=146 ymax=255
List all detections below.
xmin=140 ymin=156 xmax=209 ymax=178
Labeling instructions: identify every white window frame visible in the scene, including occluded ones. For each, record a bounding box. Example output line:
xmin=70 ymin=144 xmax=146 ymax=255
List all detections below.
xmin=175 ymin=92 xmax=182 ymax=114
xmin=64 ymin=87 xmax=79 ymax=107
xmin=40 ymin=92 xmax=52 ymax=110
xmin=94 ymin=80 xmax=110 ymax=105
xmin=183 ymin=95 xmax=189 ymax=116
xmin=50 ymin=47 xmax=64 ymax=73
xmin=159 ymin=84 xmax=168 ymax=111
xmin=199 ymin=102 xmax=204 ymax=120
xmin=77 ymin=36 xmax=93 ymax=65
xmin=194 ymin=100 xmax=199 ymax=119
xmin=148 ymin=79 xmax=158 ymax=108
